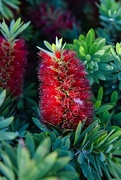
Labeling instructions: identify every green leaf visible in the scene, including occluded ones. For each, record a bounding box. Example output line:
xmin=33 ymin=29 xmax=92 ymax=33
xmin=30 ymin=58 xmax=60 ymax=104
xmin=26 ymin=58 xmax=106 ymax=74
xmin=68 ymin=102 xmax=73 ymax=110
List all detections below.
xmin=34 ymin=152 xmax=58 ymax=178
xmin=0 ymin=132 xmax=17 ymax=141
xmin=102 ymin=111 xmax=110 ymax=124
xmin=96 ymin=104 xmax=113 ymax=114
xmin=57 ymin=171 xmax=79 ymax=180
xmin=33 ymin=138 xmax=51 ymax=162
xmin=94 ymin=101 xmax=101 ymax=109
xmin=74 ymin=121 xmax=84 ymax=146
xmin=87 ymin=74 xmax=94 ymax=85
xmin=113 ymin=113 xmax=121 ymax=122
xmin=0 ymin=18 xmax=30 ymax=42
xmin=97 ymin=38 xmax=106 ymax=50
xmin=86 ymin=125 xmax=100 ymax=144
xmin=2 ymin=4 xmax=13 ymax=19
xmin=79 ymin=133 xmax=88 ymax=149
xmin=79 ymin=46 xmax=86 ymax=58
xmin=89 ymin=42 xmax=97 ymax=56
xmin=85 ymin=29 xmax=95 ymax=47
xmin=2 ymin=142 xmax=17 ymax=168
xmin=32 ymin=117 xmax=49 ymax=133
xmin=99 ymin=152 xmax=106 ymax=162
xmin=53 ymin=156 xmax=70 ymax=172
xmin=0 ymin=90 xmax=6 ymax=107
xmin=80 ymin=40 xmax=88 ymax=53
xmin=107 ymin=130 xmax=121 ymax=144
xmin=0 ymin=162 xmax=15 ymax=180
xmin=95 ymin=129 xmax=114 ymax=149
xmin=105 ymin=144 xmax=113 ymax=153
xmin=11 ymin=21 xmax=30 ymax=40
xmin=10 ymin=18 xmax=21 ymax=34
xmin=50 ymin=132 xmax=57 ymax=143
xmin=78 ymin=152 xmax=85 ymax=164
xmin=0 ymin=116 xmax=14 ymax=130
xmin=116 ymin=43 xmax=121 ymax=54
xmin=97 ymin=87 xmax=103 ymax=101
xmin=118 ymin=72 xmax=121 ymax=80
xmin=78 ymin=121 xmax=99 ymax=143
xmin=0 ymin=20 xmax=10 ymax=37
xmin=80 ymin=162 xmax=88 ymax=177
xmin=53 ymin=136 xmax=62 ymax=150
xmin=25 ymin=132 xmax=35 ymax=156
xmin=44 ymin=40 xmax=53 ymax=51
xmin=110 ymin=91 xmax=118 ymax=103
xmin=79 ymin=34 xmax=85 ymax=41
xmin=107 ymin=159 xmax=121 ymax=180
xmin=3 ymin=0 xmax=20 ymax=9
xmin=96 ymin=71 xmax=106 ymax=80
xmin=95 ymin=50 xmax=105 ymax=56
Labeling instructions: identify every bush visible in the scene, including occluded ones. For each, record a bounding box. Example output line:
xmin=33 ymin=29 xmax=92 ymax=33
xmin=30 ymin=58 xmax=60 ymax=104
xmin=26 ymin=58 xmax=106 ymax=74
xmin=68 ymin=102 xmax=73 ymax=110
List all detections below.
xmin=0 ymin=0 xmax=121 ymax=179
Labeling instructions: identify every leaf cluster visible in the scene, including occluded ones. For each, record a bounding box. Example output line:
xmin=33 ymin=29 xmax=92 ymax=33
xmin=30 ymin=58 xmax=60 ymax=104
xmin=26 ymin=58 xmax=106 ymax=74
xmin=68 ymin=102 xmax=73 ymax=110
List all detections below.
xmin=97 ymin=0 xmax=121 ymax=44
xmin=0 ymin=0 xmax=20 ymax=20
xmin=66 ymin=29 xmax=113 ymax=85
xmin=93 ymin=87 xmax=119 ymax=128
xmin=97 ymin=0 xmax=121 ymax=30
xmin=0 ymin=89 xmax=17 ymax=142
xmin=31 ymin=118 xmax=121 ymax=180
xmin=0 ymin=132 xmax=79 ymax=180
xmin=0 ymin=18 xmax=30 ymax=42
xmin=103 ymin=42 xmax=121 ymax=101
xmin=71 ymin=121 xmax=121 ymax=180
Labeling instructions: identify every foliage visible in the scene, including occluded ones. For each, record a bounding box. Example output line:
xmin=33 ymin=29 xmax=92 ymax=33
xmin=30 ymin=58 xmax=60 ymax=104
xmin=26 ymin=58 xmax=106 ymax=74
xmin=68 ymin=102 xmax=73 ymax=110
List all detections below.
xmin=110 ymin=43 xmax=121 ymax=92
xmin=66 ymin=29 xmax=113 ymax=85
xmin=32 ymin=118 xmax=121 ymax=180
xmin=0 ymin=88 xmax=15 ymax=117
xmin=98 ymin=0 xmax=121 ymax=30
xmin=93 ymin=87 xmax=120 ymax=128
xmin=97 ymin=0 xmax=121 ymax=43
xmin=17 ymin=82 xmax=38 ymax=110
xmin=0 ymin=0 xmax=121 ymax=180
xmin=0 ymin=89 xmax=17 ymax=142
xmin=0 ymin=133 xmax=79 ymax=180
xmin=0 ymin=0 xmax=21 ymax=20
xmin=0 ymin=18 xmax=30 ymax=42
xmin=103 ymin=43 xmax=121 ymax=99
xmin=71 ymin=121 xmax=121 ymax=180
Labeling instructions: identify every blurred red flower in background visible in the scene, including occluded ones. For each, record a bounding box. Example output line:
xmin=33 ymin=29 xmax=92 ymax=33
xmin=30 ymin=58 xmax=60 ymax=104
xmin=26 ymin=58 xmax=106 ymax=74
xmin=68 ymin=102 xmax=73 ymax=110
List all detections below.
xmin=0 ymin=38 xmax=28 ymax=96
xmin=30 ymin=2 xmax=80 ymax=42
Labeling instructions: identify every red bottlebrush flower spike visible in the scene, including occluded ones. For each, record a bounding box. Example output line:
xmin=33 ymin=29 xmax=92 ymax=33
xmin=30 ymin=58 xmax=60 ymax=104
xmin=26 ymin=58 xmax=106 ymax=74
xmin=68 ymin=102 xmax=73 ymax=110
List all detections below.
xmin=38 ymin=37 xmax=94 ymax=129
xmin=0 ymin=38 xmax=27 ymax=96
xmin=0 ymin=18 xmax=30 ymax=96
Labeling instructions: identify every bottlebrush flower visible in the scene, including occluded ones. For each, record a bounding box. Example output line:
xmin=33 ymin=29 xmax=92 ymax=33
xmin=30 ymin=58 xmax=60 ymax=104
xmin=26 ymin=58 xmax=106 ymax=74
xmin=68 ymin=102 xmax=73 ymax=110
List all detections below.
xmin=30 ymin=2 xmax=80 ymax=42
xmin=38 ymin=38 xmax=93 ymax=129
xmin=0 ymin=18 xmax=30 ymax=96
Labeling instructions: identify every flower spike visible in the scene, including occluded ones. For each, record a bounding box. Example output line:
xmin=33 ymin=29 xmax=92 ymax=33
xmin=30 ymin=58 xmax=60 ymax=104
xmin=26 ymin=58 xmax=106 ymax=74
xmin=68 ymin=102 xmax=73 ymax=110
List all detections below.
xmin=38 ymin=37 xmax=94 ymax=129
xmin=0 ymin=18 xmax=29 ymax=96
